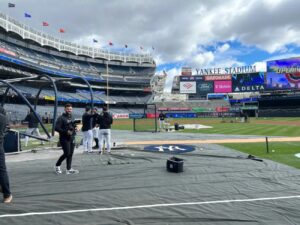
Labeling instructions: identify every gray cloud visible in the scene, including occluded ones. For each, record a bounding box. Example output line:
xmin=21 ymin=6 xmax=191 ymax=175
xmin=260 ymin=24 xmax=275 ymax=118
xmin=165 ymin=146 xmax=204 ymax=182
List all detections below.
xmin=2 ymin=0 xmax=300 ymax=71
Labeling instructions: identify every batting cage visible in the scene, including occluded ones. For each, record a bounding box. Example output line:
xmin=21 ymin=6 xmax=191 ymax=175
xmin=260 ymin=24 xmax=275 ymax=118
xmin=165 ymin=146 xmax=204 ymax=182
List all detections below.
xmin=133 ymin=104 xmax=157 ymax=132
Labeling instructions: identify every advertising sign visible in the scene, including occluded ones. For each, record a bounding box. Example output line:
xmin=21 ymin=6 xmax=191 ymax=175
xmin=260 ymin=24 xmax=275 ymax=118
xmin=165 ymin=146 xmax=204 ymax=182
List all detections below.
xmin=113 ymin=113 xmax=129 ymax=119
xmin=232 ymin=72 xmax=265 ymax=92
xmin=0 ymin=48 xmax=16 ymax=57
xmin=204 ymin=75 xmax=231 ymax=81
xmin=180 ymin=81 xmax=196 ymax=94
xmin=214 ymin=80 xmax=232 ymax=93
xmin=180 ymin=76 xmax=204 ymax=81
xmin=196 ymin=81 xmax=214 ymax=95
xmin=129 ymin=113 xmax=144 ymax=119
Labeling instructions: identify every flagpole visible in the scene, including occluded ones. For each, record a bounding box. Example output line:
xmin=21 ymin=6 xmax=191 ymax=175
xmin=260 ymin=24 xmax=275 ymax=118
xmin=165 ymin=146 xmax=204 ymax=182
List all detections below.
xmin=6 ymin=10 xmax=9 ymax=31
xmin=93 ymin=41 xmax=95 ymax=58
xmin=123 ymin=46 xmax=125 ymax=62
xmin=7 ymin=3 xmax=15 ymax=30
xmin=41 ymin=24 xmax=44 ymax=46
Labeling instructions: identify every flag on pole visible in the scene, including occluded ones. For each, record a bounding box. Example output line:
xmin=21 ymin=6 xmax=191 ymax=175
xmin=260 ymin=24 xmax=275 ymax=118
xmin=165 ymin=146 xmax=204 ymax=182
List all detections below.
xmin=42 ymin=21 xmax=49 ymax=26
xmin=8 ymin=3 xmax=15 ymax=7
xmin=109 ymin=41 xmax=113 ymax=46
xmin=93 ymin=39 xmax=98 ymax=43
xmin=125 ymin=44 xmax=128 ymax=48
xmin=24 ymin=13 xmax=31 ymax=18
xmin=59 ymin=28 xmax=65 ymax=33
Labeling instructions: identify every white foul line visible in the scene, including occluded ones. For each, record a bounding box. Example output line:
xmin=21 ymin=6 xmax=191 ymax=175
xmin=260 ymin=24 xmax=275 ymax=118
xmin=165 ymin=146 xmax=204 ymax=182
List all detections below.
xmin=1 ymin=195 xmax=300 ymax=218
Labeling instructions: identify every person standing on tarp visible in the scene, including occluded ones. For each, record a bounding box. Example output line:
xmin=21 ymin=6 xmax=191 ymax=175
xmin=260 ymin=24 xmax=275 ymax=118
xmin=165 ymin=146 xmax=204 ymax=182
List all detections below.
xmin=54 ymin=103 xmax=79 ymax=175
xmin=96 ymin=106 xmax=113 ymax=154
xmin=81 ymin=106 xmax=93 ymax=153
xmin=0 ymin=106 xmax=12 ymax=203
xmin=23 ymin=109 xmax=43 ymax=147
xmin=158 ymin=111 xmax=166 ymax=131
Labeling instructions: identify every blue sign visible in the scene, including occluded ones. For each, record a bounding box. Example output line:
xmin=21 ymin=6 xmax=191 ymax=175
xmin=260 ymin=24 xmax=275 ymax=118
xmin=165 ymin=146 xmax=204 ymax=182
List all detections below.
xmin=129 ymin=113 xmax=144 ymax=119
xmin=144 ymin=144 xmax=195 ymax=154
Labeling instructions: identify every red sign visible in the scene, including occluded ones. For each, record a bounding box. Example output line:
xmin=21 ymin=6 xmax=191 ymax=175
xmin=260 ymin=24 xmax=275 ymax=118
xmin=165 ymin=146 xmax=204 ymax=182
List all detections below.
xmin=0 ymin=48 xmax=16 ymax=57
xmin=214 ymin=80 xmax=232 ymax=93
xmin=143 ymin=87 xmax=152 ymax=92
xmin=205 ymin=75 xmax=231 ymax=81
xmin=158 ymin=108 xmax=168 ymax=111
xmin=146 ymin=113 xmax=158 ymax=118
xmin=215 ymin=107 xmax=230 ymax=112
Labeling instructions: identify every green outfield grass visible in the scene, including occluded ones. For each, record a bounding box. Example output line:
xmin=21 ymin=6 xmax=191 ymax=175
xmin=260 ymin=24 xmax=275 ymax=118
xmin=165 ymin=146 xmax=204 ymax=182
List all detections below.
xmin=221 ymin=142 xmax=300 ymax=169
xmin=112 ymin=117 xmax=300 ymax=136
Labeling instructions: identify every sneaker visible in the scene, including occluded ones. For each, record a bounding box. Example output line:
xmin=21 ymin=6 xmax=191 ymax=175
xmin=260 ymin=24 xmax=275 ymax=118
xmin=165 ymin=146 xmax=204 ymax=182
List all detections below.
xmin=92 ymin=146 xmax=99 ymax=149
xmin=66 ymin=168 xmax=79 ymax=175
xmin=3 ymin=195 xmax=12 ymax=203
xmin=88 ymin=150 xmax=93 ymax=154
xmin=98 ymin=151 xmax=102 ymax=155
xmin=55 ymin=166 xmax=62 ymax=175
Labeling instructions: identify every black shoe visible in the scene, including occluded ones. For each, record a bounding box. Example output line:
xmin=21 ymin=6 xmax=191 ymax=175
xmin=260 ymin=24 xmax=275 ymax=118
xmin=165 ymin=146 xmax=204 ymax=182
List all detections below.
xmin=92 ymin=145 xmax=99 ymax=149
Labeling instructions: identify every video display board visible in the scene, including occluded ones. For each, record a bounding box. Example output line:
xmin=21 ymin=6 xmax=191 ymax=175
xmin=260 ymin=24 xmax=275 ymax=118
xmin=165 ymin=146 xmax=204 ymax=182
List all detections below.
xmin=232 ymin=72 xmax=265 ymax=92
xmin=265 ymin=72 xmax=300 ymax=90
xmin=267 ymin=57 xmax=300 ymax=73
xmin=266 ymin=58 xmax=300 ymax=90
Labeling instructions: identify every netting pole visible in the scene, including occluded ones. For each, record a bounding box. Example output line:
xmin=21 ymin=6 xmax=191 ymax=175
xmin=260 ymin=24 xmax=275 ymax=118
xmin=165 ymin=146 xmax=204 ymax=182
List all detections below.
xmin=266 ymin=137 xmax=269 ymax=154
xmin=154 ymin=104 xmax=157 ymax=132
xmin=133 ymin=118 xmax=136 ymax=132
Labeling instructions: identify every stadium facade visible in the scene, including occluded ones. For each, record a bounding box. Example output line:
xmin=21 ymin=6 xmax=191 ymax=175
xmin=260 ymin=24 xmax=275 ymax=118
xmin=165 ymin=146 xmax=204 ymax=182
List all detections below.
xmin=168 ymin=61 xmax=300 ymax=118
xmin=154 ymin=60 xmax=300 ymax=118
xmin=0 ymin=12 xmax=156 ymax=121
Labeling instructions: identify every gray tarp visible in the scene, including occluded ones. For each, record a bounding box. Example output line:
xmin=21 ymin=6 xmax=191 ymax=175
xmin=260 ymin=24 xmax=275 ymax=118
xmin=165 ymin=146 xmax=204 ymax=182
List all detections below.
xmin=1 ymin=131 xmax=300 ymax=224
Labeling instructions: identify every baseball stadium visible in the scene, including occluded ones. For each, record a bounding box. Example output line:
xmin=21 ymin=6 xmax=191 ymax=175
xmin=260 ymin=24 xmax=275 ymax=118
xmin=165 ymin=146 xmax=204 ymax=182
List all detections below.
xmin=0 ymin=9 xmax=300 ymax=225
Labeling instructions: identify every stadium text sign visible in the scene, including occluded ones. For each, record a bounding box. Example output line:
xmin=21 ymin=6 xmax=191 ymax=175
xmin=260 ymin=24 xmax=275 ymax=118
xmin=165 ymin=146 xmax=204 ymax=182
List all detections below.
xmin=197 ymin=65 xmax=256 ymax=75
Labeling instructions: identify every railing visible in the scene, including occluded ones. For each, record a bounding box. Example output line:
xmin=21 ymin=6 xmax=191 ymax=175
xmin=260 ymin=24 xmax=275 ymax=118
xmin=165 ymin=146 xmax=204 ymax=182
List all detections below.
xmin=0 ymin=12 xmax=154 ymax=64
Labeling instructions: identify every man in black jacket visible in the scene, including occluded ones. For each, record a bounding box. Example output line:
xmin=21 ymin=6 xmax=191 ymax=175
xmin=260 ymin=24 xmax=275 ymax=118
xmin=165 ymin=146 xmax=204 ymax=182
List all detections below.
xmin=0 ymin=106 xmax=12 ymax=203
xmin=54 ymin=104 xmax=79 ymax=175
xmin=81 ymin=106 xmax=93 ymax=153
xmin=96 ymin=106 xmax=113 ymax=154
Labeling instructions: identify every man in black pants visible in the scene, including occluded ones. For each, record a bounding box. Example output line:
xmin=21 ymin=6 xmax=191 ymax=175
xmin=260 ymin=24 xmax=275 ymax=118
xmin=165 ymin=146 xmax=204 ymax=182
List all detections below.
xmin=0 ymin=106 xmax=12 ymax=203
xmin=54 ymin=103 xmax=79 ymax=175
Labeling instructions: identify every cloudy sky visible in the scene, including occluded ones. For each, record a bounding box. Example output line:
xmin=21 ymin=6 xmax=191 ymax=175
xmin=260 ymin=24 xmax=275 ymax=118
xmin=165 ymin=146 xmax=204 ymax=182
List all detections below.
xmin=1 ymin=0 xmax=300 ymax=92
